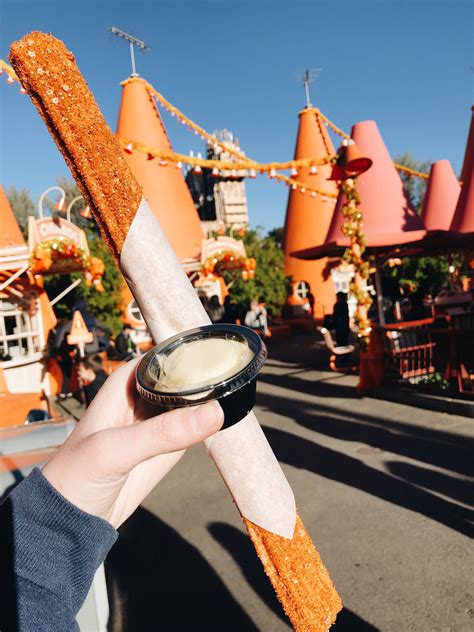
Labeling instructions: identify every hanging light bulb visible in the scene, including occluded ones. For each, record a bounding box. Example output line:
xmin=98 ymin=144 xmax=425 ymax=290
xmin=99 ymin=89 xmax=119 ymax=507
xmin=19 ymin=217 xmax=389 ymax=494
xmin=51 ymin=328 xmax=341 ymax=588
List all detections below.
xmin=7 ymin=76 xmax=15 ymax=84
xmin=211 ymin=167 xmax=220 ymax=178
xmin=290 ymin=167 xmax=298 ymax=176
xmin=193 ymin=153 xmax=203 ymax=174
xmin=19 ymin=87 xmax=27 ymax=94
xmin=124 ymin=143 xmax=133 ymax=154
xmin=248 ymin=169 xmax=256 ymax=179
xmin=300 ymin=187 xmax=306 ymax=194
xmin=159 ymin=159 xmax=168 ymax=166
xmin=269 ymin=168 xmax=277 ymax=178
xmin=80 ymin=205 xmax=92 ymax=220
xmin=311 ymin=191 xmax=317 ymax=198
xmin=310 ymin=165 xmax=318 ymax=174
xmin=176 ymin=161 xmax=183 ymax=169
xmin=55 ymin=196 xmax=65 ymax=212
xmin=170 ymin=111 xmax=176 ymax=117
xmin=292 ymin=184 xmax=298 ymax=190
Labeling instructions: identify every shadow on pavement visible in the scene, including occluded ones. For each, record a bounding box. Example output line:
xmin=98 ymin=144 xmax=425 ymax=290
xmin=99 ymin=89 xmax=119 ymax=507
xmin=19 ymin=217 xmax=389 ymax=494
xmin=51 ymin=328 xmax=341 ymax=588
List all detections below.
xmin=385 ymin=461 xmax=473 ymax=507
xmin=333 ymin=607 xmax=380 ymax=630
xmin=260 ymin=371 xmax=360 ymax=400
xmin=208 ymin=522 xmax=380 ymax=631
xmin=208 ymin=522 xmax=289 ymax=626
xmin=257 ymin=388 xmax=474 ymax=478
xmin=258 ymin=417 xmax=472 ymax=536
xmin=106 ymin=507 xmax=257 ymax=631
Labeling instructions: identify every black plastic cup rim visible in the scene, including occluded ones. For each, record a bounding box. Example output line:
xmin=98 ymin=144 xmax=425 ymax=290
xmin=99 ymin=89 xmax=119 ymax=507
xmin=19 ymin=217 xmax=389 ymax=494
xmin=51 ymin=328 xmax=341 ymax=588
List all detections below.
xmin=135 ymin=323 xmax=267 ymax=409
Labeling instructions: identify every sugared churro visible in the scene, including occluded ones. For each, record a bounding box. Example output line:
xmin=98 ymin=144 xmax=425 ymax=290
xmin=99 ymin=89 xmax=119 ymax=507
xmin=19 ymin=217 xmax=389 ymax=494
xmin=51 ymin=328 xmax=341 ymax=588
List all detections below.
xmin=10 ymin=32 xmax=342 ymax=630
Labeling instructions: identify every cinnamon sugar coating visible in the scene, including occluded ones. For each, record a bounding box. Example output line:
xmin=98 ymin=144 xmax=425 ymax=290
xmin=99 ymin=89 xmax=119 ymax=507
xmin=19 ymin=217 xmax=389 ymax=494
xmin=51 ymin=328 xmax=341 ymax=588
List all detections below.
xmin=9 ymin=32 xmax=142 ymax=259
xmin=244 ymin=514 xmax=342 ymax=631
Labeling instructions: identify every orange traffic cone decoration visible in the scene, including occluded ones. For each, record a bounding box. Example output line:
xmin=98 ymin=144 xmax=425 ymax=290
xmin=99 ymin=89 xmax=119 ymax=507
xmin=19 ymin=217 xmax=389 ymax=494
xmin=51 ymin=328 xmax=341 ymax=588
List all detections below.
xmin=67 ymin=310 xmax=93 ymax=356
xmin=116 ymin=77 xmax=204 ymax=262
xmin=328 ymin=139 xmax=372 ymax=180
xmin=283 ymin=107 xmax=338 ymax=318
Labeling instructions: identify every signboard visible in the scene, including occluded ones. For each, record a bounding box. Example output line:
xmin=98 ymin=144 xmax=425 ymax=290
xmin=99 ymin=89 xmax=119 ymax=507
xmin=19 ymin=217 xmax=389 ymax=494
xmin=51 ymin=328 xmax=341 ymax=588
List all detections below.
xmin=28 ymin=216 xmax=90 ymax=275
xmin=200 ymin=236 xmax=246 ymax=263
xmin=67 ymin=310 xmax=93 ymax=346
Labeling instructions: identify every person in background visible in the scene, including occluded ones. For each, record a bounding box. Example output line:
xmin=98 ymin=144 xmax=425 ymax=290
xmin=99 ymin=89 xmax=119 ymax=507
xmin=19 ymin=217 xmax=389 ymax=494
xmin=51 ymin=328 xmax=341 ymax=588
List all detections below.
xmin=222 ymin=295 xmax=239 ymax=324
xmin=115 ymin=324 xmax=138 ymax=360
xmin=207 ymin=295 xmax=225 ymax=323
xmin=245 ymin=300 xmax=269 ymax=337
xmin=77 ymin=354 xmax=108 ymax=408
xmin=332 ymin=292 xmax=350 ymax=346
xmin=404 ymin=293 xmax=429 ymax=321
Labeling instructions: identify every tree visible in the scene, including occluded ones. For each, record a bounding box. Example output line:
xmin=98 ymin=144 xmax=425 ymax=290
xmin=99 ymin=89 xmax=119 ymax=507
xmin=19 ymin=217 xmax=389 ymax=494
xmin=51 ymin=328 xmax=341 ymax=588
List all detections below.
xmin=221 ymin=227 xmax=289 ymax=318
xmin=395 ymin=153 xmax=430 ymax=214
xmin=382 ymin=156 xmax=464 ymax=300
xmin=5 ymin=186 xmax=35 ymax=237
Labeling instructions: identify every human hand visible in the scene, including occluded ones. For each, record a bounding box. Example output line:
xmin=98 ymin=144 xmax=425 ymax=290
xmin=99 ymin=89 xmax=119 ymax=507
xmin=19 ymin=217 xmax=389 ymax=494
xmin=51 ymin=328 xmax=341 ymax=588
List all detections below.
xmin=43 ymin=358 xmax=223 ymax=528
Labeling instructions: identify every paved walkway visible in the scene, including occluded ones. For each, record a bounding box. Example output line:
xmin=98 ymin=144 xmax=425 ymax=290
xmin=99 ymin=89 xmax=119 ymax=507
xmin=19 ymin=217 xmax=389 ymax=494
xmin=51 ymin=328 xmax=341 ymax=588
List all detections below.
xmin=106 ymin=334 xmax=473 ymax=632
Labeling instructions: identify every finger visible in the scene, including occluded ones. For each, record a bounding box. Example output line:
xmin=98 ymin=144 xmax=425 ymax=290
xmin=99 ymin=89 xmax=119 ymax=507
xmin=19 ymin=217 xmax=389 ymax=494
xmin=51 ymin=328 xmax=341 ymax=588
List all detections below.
xmin=89 ymin=400 xmax=224 ymax=474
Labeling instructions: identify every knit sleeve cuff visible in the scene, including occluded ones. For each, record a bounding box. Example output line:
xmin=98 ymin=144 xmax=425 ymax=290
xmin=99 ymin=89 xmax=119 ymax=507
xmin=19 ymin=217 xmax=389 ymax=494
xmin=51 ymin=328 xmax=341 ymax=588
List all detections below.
xmin=4 ymin=467 xmax=118 ymax=614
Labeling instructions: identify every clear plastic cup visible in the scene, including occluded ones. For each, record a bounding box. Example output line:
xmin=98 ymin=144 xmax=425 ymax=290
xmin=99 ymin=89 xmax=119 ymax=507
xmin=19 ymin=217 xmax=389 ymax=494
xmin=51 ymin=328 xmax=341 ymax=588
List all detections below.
xmin=135 ymin=324 xmax=267 ymax=427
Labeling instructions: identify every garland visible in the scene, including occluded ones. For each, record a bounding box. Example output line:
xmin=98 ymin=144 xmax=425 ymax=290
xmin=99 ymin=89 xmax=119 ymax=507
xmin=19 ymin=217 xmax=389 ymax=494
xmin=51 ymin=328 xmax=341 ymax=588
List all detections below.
xmin=340 ymin=178 xmax=372 ymax=346
xmin=30 ymin=237 xmax=89 ymax=273
xmin=30 ymin=237 xmax=105 ymax=291
xmin=201 ymin=250 xmax=256 ymax=280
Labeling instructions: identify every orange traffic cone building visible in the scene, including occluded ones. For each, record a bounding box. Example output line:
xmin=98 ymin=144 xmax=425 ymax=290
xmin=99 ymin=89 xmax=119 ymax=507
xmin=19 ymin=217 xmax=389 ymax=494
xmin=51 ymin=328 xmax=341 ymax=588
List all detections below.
xmin=451 ymin=106 xmax=474 ymax=235
xmin=421 ymin=160 xmax=460 ymax=231
xmin=283 ymin=108 xmax=338 ymax=318
xmin=116 ymin=77 xmax=204 ymax=263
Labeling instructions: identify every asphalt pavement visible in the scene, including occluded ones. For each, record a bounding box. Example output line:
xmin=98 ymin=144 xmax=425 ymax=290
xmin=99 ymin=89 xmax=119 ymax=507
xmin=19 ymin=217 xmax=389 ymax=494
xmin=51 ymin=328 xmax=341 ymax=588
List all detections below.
xmin=106 ymin=333 xmax=473 ymax=632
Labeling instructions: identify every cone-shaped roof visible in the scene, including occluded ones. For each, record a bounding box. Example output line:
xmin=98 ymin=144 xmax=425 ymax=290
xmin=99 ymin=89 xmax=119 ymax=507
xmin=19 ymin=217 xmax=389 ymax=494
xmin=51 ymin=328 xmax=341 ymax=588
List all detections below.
xmin=0 ymin=185 xmax=26 ymax=250
xmin=450 ymin=106 xmax=474 ymax=235
xmin=421 ymin=160 xmax=461 ymax=231
xmin=283 ymin=108 xmax=338 ymax=317
xmin=294 ymin=120 xmax=426 ymax=260
xmin=116 ymin=77 xmax=204 ymax=262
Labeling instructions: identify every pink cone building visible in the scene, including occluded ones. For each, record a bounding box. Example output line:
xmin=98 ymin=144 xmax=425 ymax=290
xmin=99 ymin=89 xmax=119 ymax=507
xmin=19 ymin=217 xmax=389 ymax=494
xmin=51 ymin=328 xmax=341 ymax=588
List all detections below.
xmin=422 ymin=160 xmax=461 ymax=231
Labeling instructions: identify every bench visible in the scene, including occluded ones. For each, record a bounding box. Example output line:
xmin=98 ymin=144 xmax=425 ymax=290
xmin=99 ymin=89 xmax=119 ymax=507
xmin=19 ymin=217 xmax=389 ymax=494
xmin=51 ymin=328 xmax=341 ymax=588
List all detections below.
xmin=317 ymin=327 xmax=356 ymax=372
xmin=383 ymin=319 xmax=435 ymax=381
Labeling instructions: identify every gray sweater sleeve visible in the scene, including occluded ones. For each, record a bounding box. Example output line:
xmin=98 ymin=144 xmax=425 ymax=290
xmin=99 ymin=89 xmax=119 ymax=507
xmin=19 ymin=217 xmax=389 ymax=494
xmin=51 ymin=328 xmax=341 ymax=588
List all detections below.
xmin=0 ymin=468 xmax=118 ymax=631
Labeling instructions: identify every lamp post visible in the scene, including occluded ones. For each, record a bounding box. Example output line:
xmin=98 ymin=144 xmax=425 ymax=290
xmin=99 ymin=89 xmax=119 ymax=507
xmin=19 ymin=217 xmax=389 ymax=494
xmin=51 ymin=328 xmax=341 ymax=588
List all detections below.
xmin=38 ymin=186 xmax=66 ymax=219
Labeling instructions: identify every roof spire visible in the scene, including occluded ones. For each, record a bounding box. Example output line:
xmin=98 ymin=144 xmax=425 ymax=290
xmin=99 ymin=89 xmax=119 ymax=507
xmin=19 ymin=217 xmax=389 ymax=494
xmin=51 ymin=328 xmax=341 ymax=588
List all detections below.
xmin=300 ymin=68 xmax=321 ymax=109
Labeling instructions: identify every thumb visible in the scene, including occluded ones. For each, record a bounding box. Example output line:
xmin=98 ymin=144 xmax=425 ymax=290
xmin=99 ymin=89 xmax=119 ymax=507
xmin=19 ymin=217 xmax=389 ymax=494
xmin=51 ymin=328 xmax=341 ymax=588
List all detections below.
xmin=95 ymin=400 xmax=224 ymax=474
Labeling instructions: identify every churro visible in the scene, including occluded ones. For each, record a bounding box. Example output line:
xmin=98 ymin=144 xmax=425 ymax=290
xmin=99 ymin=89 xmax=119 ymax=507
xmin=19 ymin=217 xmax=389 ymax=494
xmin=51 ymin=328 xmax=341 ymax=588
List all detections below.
xmin=10 ymin=31 xmax=342 ymax=630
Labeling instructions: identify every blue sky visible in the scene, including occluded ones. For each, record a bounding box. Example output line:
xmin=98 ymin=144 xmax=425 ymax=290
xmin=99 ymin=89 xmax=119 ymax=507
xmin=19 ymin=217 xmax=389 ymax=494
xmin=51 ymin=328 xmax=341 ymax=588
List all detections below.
xmin=1 ymin=0 xmax=472 ymax=229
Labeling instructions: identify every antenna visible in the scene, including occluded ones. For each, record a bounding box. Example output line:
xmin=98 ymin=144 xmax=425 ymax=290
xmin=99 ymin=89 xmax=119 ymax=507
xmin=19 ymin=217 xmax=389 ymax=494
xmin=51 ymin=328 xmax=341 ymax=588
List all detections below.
xmin=298 ymin=68 xmax=321 ymax=108
xmin=108 ymin=27 xmax=151 ymax=77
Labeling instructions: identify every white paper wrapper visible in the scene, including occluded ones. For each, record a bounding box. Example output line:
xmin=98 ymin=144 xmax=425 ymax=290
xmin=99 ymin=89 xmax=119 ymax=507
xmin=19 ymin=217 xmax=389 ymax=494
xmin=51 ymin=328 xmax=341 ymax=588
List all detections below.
xmin=121 ymin=197 xmax=296 ymax=538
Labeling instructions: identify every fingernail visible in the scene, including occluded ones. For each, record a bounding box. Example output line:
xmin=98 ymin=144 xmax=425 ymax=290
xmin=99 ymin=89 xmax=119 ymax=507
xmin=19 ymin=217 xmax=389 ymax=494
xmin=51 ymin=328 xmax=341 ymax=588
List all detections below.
xmin=191 ymin=401 xmax=224 ymax=434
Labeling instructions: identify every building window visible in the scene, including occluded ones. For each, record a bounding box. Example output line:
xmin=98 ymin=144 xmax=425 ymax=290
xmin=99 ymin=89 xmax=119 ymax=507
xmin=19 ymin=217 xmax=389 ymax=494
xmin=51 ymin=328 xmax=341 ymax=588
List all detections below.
xmin=0 ymin=300 xmax=42 ymax=362
xmin=295 ymin=281 xmax=310 ymax=300
xmin=128 ymin=300 xmax=145 ymax=324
